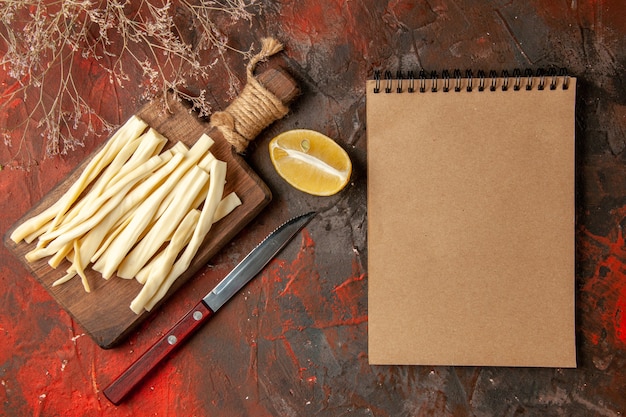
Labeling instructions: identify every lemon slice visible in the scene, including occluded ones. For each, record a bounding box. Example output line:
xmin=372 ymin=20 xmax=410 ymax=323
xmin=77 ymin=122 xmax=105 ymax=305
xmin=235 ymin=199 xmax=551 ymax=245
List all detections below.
xmin=269 ymin=129 xmax=352 ymax=196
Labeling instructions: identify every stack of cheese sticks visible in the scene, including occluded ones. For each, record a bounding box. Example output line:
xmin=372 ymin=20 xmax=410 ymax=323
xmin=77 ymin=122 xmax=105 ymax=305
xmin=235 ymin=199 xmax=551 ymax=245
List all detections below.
xmin=10 ymin=115 xmax=241 ymax=314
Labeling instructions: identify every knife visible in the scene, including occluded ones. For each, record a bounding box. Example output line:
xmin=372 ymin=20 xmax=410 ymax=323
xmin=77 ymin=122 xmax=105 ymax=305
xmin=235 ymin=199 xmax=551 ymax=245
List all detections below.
xmin=103 ymin=211 xmax=316 ymax=405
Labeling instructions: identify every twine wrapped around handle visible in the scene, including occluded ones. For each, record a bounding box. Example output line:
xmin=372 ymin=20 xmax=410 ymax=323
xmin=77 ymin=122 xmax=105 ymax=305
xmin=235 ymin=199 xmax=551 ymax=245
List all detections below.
xmin=210 ymin=38 xmax=290 ymax=153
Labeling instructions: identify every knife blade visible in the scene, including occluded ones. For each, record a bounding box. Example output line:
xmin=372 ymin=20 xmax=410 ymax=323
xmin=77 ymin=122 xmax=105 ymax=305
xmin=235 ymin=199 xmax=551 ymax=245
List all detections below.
xmin=103 ymin=211 xmax=316 ymax=405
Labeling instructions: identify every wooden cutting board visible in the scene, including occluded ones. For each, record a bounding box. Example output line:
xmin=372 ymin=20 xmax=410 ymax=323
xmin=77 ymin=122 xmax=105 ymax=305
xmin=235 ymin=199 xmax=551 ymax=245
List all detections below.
xmin=4 ymin=96 xmax=272 ymax=349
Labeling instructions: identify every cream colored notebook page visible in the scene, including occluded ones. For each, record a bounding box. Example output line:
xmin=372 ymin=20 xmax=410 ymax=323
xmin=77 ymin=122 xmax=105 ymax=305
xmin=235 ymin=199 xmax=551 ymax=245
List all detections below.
xmin=366 ymin=70 xmax=576 ymax=367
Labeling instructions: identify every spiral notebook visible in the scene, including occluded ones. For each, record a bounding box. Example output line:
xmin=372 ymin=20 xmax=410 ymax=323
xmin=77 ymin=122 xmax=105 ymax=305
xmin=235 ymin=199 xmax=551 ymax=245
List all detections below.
xmin=367 ymin=69 xmax=577 ymax=367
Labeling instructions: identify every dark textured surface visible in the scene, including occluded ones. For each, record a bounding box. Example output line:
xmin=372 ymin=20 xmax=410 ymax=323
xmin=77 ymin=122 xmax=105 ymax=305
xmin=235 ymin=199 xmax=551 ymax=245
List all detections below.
xmin=1 ymin=1 xmax=625 ymax=415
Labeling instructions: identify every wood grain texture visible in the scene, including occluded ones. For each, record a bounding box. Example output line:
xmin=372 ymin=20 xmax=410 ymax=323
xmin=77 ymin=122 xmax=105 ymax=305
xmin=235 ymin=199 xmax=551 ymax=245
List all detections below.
xmin=256 ymin=68 xmax=300 ymax=104
xmin=4 ymin=96 xmax=271 ymax=349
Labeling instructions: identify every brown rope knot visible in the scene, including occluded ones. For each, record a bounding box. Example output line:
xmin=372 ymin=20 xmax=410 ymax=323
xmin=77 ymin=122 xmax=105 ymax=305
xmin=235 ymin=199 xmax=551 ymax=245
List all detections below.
xmin=210 ymin=38 xmax=289 ymax=153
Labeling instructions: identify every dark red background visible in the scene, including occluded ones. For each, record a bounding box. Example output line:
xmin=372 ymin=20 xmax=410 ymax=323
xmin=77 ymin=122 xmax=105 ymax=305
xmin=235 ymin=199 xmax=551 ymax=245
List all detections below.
xmin=1 ymin=1 xmax=626 ymax=415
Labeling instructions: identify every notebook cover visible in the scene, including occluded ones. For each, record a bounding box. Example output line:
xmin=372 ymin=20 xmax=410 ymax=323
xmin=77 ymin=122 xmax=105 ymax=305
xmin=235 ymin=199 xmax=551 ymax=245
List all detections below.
xmin=366 ymin=75 xmax=577 ymax=367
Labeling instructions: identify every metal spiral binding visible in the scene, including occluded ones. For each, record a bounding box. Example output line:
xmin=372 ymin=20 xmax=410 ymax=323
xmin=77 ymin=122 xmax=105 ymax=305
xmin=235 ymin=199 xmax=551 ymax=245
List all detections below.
xmin=442 ymin=70 xmax=450 ymax=92
xmin=372 ymin=68 xmax=570 ymax=93
xmin=513 ymin=68 xmax=522 ymax=91
xmin=419 ymin=70 xmax=427 ymax=93
xmin=424 ymin=70 xmax=436 ymax=92
xmin=452 ymin=69 xmax=460 ymax=91
xmin=477 ymin=70 xmax=486 ymax=91
xmin=489 ymin=70 xmax=498 ymax=91
xmin=466 ymin=69 xmax=474 ymax=92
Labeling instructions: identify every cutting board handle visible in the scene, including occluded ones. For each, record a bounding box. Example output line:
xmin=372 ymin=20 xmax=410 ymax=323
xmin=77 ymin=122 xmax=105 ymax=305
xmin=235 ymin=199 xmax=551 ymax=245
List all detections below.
xmin=256 ymin=66 xmax=300 ymax=106
xmin=209 ymin=65 xmax=300 ymax=153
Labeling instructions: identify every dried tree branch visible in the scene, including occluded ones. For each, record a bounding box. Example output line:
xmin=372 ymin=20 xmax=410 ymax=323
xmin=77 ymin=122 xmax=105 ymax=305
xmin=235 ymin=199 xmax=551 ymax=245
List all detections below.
xmin=0 ymin=0 xmax=259 ymax=164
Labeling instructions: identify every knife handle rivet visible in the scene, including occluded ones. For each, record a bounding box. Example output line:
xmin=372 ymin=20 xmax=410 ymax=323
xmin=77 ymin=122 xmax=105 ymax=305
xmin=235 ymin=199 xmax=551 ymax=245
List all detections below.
xmin=167 ymin=335 xmax=178 ymax=345
xmin=193 ymin=311 xmax=203 ymax=321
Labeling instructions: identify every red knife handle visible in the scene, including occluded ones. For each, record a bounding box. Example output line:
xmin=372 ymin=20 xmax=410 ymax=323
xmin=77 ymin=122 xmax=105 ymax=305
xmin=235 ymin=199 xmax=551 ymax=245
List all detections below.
xmin=103 ymin=300 xmax=214 ymax=405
